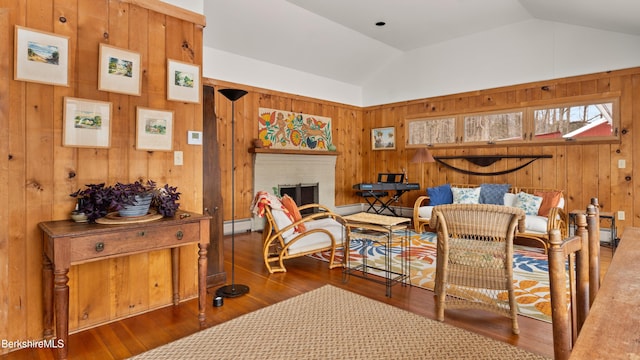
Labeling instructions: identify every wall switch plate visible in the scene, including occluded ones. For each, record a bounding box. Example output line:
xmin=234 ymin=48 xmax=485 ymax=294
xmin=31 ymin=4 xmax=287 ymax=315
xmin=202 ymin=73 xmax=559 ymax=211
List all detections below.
xmin=174 ymin=151 xmax=183 ymax=166
xmin=188 ymin=131 xmax=203 ymax=145
xmin=618 ymin=159 xmax=626 ymax=168
xmin=618 ymin=211 xmax=625 ymax=221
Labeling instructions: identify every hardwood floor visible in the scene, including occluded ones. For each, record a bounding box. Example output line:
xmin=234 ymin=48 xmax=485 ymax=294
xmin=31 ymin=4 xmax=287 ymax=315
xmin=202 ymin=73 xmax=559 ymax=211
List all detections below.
xmin=2 ymin=231 xmax=614 ymax=360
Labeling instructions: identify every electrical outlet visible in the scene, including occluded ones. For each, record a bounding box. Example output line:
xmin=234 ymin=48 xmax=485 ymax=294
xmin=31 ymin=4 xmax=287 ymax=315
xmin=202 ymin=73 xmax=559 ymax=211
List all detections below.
xmin=174 ymin=151 xmax=183 ymax=166
xmin=618 ymin=159 xmax=626 ymax=168
xmin=618 ymin=211 xmax=625 ymax=221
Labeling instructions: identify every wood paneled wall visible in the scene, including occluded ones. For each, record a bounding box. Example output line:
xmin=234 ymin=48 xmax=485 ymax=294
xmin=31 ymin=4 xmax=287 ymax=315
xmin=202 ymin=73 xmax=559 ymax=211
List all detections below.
xmin=204 ymin=78 xmax=366 ymax=221
xmin=207 ymin=68 xmax=639 ymax=237
xmin=0 ymin=0 xmax=204 ymax=347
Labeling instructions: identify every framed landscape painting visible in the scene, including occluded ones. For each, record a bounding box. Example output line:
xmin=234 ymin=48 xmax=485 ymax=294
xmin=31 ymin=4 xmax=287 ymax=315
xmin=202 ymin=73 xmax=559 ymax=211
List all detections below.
xmin=136 ymin=107 xmax=174 ymax=151
xmin=63 ymin=97 xmax=112 ymax=148
xmin=14 ymin=25 xmax=69 ymax=86
xmin=98 ymin=44 xmax=141 ymax=96
xmin=372 ymin=127 xmax=396 ymax=150
xmin=167 ymin=59 xmax=200 ymax=103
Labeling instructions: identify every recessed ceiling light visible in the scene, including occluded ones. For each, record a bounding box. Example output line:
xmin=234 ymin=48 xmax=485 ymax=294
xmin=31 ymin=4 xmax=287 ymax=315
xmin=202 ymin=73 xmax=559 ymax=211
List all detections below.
xmin=375 ymin=21 xmax=386 ymax=27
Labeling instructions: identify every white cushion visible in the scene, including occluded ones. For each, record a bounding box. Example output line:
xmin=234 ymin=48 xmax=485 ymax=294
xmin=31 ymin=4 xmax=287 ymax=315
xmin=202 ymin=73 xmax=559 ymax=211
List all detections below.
xmin=557 ymin=197 xmax=565 ymax=209
xmin=284 ymin=217 xmax=345 ymax=255
xmin=524 ymin=214 xmax=548 ymax=234
xmin=418 ymin=206 xmax=434 ymax=220
xmin=503 ymin=193 xmax=517 ymax=207
xmin=271 ymin=209 xmax=295 ymax=238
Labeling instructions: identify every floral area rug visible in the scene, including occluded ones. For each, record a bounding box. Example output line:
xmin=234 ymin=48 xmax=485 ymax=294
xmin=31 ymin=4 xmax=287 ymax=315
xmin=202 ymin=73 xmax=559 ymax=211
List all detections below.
xmin=308 ymin=230 xmax=552 ymax=322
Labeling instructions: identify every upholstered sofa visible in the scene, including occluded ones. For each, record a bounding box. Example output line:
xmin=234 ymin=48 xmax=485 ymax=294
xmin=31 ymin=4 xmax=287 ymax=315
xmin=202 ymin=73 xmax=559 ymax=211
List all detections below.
xmin=413 ymin=183 xmax=568 ymax=252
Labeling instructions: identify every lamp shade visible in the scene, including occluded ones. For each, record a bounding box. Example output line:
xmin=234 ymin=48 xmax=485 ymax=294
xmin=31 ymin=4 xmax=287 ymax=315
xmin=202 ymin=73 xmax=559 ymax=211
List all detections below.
xmin=411 ymin=147 xmax=435 ymax=163
xmin=218 ymin=88 xmax=248 ymax=102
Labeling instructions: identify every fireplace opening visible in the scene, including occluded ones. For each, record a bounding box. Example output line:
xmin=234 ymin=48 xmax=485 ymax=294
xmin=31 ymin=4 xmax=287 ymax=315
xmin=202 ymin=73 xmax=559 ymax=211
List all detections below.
xmin=279 ymin=183 xmax=319 ymax=215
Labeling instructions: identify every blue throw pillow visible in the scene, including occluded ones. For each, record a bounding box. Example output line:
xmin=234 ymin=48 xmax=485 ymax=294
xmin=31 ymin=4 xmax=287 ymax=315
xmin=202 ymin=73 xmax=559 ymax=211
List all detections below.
xmin=479 ymin=183 xmax=511 ymax=205
xmin=427 ymin=184 xmax=453 ymax=206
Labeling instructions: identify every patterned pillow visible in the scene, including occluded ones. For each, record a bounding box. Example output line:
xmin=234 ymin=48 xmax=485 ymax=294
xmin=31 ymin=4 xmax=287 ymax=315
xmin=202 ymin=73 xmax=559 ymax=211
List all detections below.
xmin=280 ymin=194 xmax=306 ymax=233
xmin=427 ymin=184 xmax=453 ymax=205
xmin=479 ymin=183 xmax=511 ymax=205
xmin=515 ymin=192 xmax=543 ymax=215
xmin=451 ymin=187 xmax=481 ymax=204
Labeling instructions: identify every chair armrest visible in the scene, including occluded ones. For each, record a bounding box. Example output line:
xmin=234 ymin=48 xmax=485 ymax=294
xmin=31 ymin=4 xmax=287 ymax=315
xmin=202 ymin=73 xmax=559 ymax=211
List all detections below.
xmin=547 ymin=207 xmax=569 ymax=238
xmin=412 ymin=196 xmax=430 ymax=216
xmin=297 ymin=203 xmax=332 ymax=213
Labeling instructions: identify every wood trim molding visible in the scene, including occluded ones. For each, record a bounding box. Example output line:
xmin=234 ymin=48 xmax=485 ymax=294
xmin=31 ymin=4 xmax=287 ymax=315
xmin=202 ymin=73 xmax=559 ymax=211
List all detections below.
xmin=125 ymin=0 xmax=206 ymax=27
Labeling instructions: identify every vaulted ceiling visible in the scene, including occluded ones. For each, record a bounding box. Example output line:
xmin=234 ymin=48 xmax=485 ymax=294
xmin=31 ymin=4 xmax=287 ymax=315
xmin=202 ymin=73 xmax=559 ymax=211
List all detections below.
xmin=203 ymin=0 xmax=640 ymax=87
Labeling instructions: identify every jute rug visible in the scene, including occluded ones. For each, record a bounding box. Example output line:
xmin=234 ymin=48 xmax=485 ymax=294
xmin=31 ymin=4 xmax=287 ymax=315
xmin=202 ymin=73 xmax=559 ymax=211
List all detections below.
xmin=309 ymin=230 xmax=552 ymax=322
xmin=129 ymin=285 xmax=549 ymax=360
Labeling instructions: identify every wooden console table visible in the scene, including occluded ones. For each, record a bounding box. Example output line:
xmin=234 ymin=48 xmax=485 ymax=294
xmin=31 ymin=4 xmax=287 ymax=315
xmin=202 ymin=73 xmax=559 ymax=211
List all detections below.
xmin=39 ymin=211 xmax=210 ymax=360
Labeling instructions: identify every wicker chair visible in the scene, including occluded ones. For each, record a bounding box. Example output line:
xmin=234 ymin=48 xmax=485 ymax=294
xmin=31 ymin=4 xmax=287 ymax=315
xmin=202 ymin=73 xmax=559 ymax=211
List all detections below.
xmin=257 ymin=195 xmax=346 ymax=274
xmin=548 ymin=202 xmax=600 ymax=360
xmin=430 ymin=203 xmax=525 ymax=334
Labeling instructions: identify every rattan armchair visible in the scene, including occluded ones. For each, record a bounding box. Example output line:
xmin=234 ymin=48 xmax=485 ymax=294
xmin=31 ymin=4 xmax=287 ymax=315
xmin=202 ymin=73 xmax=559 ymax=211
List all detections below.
xmin=259 ymin=198 xmax=346 ymax=274
xmin=430 ymin=203 xmax=525 ymax=335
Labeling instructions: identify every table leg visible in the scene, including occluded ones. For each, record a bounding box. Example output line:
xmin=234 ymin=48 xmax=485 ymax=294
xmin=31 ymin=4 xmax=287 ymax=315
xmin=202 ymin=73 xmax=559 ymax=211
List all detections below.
xmin=171 ymin=248 xmax=180 ymax=305
xmin=43 ymin=255 xmax=54 ymax=339
xmin=53 ymin=268 xmax=69 ymax=360
xmin=197 ymin=243 xmax=208 ymax=325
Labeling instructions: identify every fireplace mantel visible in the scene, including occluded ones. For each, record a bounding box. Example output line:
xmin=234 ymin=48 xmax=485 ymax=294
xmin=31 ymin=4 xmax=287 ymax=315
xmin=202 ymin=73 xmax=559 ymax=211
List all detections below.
xmin=249 ymin=148 xmax=340 ymax=156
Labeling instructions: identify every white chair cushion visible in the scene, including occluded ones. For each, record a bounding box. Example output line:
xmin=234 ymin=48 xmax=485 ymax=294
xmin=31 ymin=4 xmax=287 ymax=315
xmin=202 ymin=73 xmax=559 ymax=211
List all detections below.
xmin=524 ymin=214 xmax=548 ymax=234
xmin=284 ymin=217 xmax=345 ymax=255
xmin=271 ymin=209 xmax=295 ymax=238
xmin=418 ymin=206 xmax=434 ymax=220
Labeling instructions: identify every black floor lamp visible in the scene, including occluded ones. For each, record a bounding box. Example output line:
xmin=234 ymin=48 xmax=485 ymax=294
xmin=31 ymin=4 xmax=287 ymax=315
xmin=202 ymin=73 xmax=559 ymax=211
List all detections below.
xmin=216 ymin=88 xmax=250 ymax=298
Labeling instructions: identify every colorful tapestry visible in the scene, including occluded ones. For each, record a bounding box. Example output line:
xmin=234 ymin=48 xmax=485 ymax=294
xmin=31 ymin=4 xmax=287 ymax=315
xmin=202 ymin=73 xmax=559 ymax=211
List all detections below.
xmin=258 ymin=108 xmax=335 ymax=151
xmin=309 ymin=230 xmax=553 ymax=322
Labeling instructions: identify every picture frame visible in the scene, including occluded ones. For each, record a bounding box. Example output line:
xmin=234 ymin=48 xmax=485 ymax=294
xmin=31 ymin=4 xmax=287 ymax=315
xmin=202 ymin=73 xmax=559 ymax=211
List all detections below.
xmin=136 ymin=107 xmax=174 ymax=151
xmin=372 ymin=127 xmax=396 ymax=150
xmin=167 ymin=59 xmax=201 ymax=103
xmin=98 ymin=43 xmax=141 ymax=96
xmin=14 ymin=25 xmax=69 ymax=86
xmin=62 ymin=97 xmax=112 ymax=148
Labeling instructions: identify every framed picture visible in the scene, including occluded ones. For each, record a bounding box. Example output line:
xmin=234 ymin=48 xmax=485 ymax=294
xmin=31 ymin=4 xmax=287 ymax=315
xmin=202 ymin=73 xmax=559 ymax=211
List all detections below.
xmin=98 ymin=43 xmax=141 ymax=96
xmin=62 ymin=97 xmax=112 ymax=148
xmin=372 ymin=127 xmax=396 ymax=150
xmin=167 ymin=59 xmax=201 ymax=103
xmin=136 ymin=107 xmax=174 ymax=151
xmin=14 ymin=25 xmax=69 ymax=86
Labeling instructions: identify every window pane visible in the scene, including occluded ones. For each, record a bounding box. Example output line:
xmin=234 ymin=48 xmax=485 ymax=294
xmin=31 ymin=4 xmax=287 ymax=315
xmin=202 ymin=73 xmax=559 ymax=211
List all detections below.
xmin=463 ymin=112 xmax=522 ymax=143
xmin=534 ymin=102 xmax=613 ymax=139
xmin=407 ymin=117 xmax=456 ymax=146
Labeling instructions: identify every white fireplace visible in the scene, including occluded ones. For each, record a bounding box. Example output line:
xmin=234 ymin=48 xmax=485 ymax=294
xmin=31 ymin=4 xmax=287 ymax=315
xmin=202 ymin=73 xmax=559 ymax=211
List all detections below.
xmin=252 ymin=152 xmax=337 ymax=230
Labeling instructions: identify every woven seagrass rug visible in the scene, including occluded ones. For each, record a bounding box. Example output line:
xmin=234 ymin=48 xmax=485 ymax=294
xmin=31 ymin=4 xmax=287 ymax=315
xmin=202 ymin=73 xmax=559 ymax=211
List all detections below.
xmin=129 ymin=285 xmax=548 ymax=360
xmin=309 ymin=230 xmax=552 ymax=322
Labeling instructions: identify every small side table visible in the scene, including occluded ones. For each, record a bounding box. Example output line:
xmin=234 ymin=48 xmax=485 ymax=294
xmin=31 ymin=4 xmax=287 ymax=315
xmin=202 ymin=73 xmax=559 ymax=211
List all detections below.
xmin=342 ymin=212 xmax=411 ymax=297
xmin=569 ymin=209 xmax=618 ymax=252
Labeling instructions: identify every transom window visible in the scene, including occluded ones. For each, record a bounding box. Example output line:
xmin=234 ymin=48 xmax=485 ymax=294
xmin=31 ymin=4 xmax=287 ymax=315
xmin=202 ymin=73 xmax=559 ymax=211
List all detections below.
xmin=406 ymin=96 xmax=619 ymax=148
